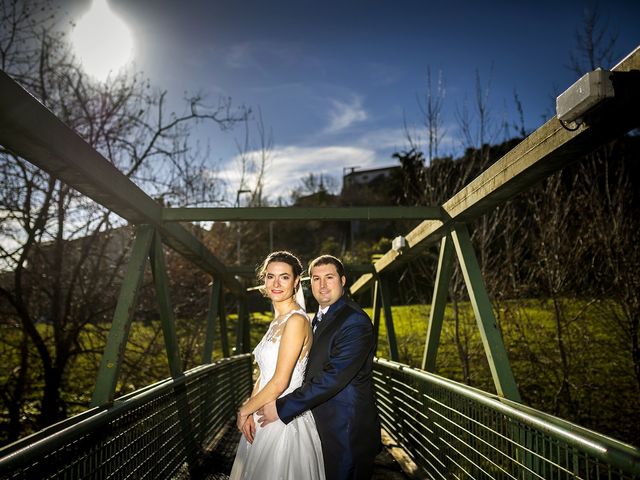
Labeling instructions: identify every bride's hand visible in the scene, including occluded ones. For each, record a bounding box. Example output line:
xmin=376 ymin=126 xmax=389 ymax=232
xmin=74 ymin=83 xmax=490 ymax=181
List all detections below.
xmin=236 ymin=409 xmax=250 ymax=431
xmin=241 ymin=415 xmax=256 ymax=444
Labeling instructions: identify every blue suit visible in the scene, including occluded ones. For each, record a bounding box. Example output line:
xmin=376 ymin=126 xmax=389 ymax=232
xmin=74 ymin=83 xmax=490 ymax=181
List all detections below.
xmin=276 ymin=296 xmax=381 ymax=480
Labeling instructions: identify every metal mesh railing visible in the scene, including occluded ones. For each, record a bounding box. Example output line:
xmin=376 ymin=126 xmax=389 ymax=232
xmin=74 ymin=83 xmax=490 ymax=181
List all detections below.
xmin=0 ymin=355 xmax=252 ymax=480
xmin=3 ymin=354 xmax=638 ymax=479
xmin=374 ymin=358 xmax=640 ymax=480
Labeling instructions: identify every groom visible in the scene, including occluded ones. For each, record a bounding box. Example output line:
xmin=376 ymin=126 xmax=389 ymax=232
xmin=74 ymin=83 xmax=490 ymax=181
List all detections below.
xmin=258 ymin=254 xmax=381 ymax=479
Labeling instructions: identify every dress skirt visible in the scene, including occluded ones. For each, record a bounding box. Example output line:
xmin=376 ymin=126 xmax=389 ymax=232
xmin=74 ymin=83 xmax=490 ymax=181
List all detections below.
xmin=230 ymin=410 xmax=325 ymax=480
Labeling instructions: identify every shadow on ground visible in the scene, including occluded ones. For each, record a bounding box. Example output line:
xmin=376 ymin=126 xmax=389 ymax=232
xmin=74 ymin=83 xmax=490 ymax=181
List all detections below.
xmin=194 ymin=422 xmax=410 ymax=479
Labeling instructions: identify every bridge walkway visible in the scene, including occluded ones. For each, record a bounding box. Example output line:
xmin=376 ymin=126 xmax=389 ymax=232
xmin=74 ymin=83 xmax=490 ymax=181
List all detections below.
xmin=195 ymin=422 xmax=410 ymax=479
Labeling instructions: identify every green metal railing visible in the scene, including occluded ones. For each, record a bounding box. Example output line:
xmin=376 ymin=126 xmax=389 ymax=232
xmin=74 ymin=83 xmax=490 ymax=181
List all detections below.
xmin=2 ymin=354 xmax=639 ymax=479
xmin=374 ymin=358 xmax=640 ymax=479
xmin=0 ymin=355 xmax=252 ymax=480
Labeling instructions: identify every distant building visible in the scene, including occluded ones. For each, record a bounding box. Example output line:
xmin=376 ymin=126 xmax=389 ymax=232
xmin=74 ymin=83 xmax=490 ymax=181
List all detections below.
xmin=342 ymin=166 xmax=400 ymax=193
xmin=293 ymin=189 xmax=338 ymax=207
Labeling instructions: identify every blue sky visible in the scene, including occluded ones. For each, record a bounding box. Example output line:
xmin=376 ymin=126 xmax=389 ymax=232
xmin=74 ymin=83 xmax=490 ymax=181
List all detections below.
xmin=61 ymin=0 xmax=639 ymax=201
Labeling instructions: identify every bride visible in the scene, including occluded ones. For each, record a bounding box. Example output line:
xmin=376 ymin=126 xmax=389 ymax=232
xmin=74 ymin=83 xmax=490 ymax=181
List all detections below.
xmin=230 ymin=251 xmax=325 ymax=480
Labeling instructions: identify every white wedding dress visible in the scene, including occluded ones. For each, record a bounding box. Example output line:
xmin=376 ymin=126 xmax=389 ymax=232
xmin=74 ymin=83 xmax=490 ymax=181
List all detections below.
xmin=230 ymin=308 xmax=325 ymax=480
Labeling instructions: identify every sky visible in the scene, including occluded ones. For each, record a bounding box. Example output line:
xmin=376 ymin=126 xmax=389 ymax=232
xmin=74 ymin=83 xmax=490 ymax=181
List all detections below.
xmin=59 ymin=0 xmax=640 ymax=202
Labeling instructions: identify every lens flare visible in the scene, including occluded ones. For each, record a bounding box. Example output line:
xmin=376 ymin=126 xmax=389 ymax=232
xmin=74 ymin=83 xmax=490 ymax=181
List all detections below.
xmin=71 ymin=0 xmax=134 ymax=81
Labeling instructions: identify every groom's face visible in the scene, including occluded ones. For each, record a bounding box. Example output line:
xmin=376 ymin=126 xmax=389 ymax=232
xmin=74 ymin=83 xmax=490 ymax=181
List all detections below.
xmin=310 ymin=263 xmax=346 ymax=308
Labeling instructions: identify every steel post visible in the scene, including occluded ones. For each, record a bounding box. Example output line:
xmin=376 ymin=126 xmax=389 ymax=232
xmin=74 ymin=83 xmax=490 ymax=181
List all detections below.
xmin=422 ymin=234 xmax=455 ymax=371
xmin=91 ymin=225 xmax=154 ymax=406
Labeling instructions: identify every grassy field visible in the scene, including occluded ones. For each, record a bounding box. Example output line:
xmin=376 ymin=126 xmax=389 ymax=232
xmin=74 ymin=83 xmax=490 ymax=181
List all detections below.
xmin=158 ymin=301 xmax=640 ymax=445
xmin=1 ymin=299 xmax=638 ymax=447
xmin=233 ymin=300 xmax=638 ymax=445
xmin=367 ymin=300 xmax=639 ymax=446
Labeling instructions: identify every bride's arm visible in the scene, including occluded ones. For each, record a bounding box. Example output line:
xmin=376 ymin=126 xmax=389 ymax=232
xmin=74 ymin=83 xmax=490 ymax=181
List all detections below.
xmin=239 ymin=374 xmax=261 ymax=442
xmin=250 ymin=373 xmax=261 ymax=397
xmin=237 ymin=313 xmax=308 ymax=422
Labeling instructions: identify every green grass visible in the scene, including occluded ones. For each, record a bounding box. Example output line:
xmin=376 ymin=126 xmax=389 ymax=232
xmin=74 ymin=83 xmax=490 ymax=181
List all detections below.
xmin=1 ymin=299 xmax=638 ymax=447
xmin=367 ymin=299 xmax=639 ymax=446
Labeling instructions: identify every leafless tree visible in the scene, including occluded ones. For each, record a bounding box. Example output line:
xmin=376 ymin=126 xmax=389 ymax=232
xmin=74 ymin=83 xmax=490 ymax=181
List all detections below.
xmin=564 ymin=1 xmax=639 ymax=395
xmin=576 ymin=147 xmax=640 ymax=393
xmin=455 ymin=66 xmax=504 ymax=162
xmin=0 ymin=0 xmax=247 ymax=441
xmin=418 ymin=67 xmax=446 ymax=163
xmin=234 ymin=108 xmax=272 ymax=208
xmin=512 ymin=90 xmax=527 ymax=138
xmin=527 ymin=172 xmax=597 ymax=418
xmin=567 ymin=3 xmax=619 ymax=76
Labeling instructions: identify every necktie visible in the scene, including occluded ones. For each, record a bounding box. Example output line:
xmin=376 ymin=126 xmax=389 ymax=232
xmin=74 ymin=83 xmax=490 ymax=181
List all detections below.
xmin=312 ymin=311 xmax=322 ymax=332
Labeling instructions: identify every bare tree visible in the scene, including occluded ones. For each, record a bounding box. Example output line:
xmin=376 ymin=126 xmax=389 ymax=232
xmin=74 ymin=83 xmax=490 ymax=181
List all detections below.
xmin=0 ymin=0 xmax=247 ymax=441
xmin=290 ymin=173 xmax=339 ymax=201
xmin=418 ymin=67 xmax=446 ymax=163
xmin=567 ymin=3 xmax=619 ymax=76
xmin=512 ymin=90 xmax=527 ymax=138
xmin=536 ymin=3 xmax=623 ymax=121
xmin=234 ymin=108 xmax=272 ymax=207
xmin=576 ymin=147 xmax=640 ymax=392
xmin=455 ymin=65 xmax=503 ymax=162
xmin=527 ymin=172 xmax=597 ymax=418
xmin=565 ymin=1 xmax=639 ymax=394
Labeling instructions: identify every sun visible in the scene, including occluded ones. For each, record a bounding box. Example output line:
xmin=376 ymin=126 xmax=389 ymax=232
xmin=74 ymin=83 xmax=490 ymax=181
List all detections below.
xmin=71 ymin=0 xmax=134 ymax=81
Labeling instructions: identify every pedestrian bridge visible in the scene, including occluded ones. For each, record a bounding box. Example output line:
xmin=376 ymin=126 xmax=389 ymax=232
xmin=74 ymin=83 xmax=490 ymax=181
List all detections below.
xmin=0 ymin=356 xmax=638 ymax=478
xmin=1 ymin=48 xmax=640 ymax=479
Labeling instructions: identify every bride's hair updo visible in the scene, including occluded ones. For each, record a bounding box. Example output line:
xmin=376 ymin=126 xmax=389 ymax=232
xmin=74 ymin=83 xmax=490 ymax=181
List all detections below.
xmin=257 ymin=251 xmax=304 ymax=284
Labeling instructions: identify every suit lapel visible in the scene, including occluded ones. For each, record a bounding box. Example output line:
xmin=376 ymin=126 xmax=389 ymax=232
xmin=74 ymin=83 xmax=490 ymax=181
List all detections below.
xmin=313 ymin=296 xmax=346 ymax=338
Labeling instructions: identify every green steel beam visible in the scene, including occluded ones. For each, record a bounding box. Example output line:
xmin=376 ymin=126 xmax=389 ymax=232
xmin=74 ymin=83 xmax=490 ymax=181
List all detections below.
xmin=150 ymin=230 xmax=195 ymax=474
xmin=202 ymin=280 xmax=222 ymax=364
xmin=240 ymin=297 xmax=251 ymax=353
xmin=234 ymin=299 xmax=242 ymax=354
xmin=0 ymin=71 xmax=243 ymax=296
xmin=91 ymin=225 xmax=154 ymax=406
xmin=378 ymin=276 xmax=399 ymax=361
xmin=371 ymin=281 xmax=382 ymax=354
xmin=149 ymin=231 xmax=183 ymax=378
xmin=235 ymin=297 xmax=250 ymax=354
xmin=0 ymin=72 xmax=157 ymax=224
xmin=450 ymin=223 xmax=521 ymax=402
xmin=229 ymin=264 xmax=374 ymax=278
xmin=227 ymin=266 xmax=263 ymax=276
xmin=350 ymin=46 xmax=640 ymax=296
xmin=345 ymin=264 xmax=377 ymax=274
xmin=163 ymin=206 xmax=442 ymax=222
xmin=219 ymin=290 xmax=230 ymax=358
xmin=159 ymin=223 xmax=244 ymax=296
xmin=421 ymin=234 xmax=455 ymax=371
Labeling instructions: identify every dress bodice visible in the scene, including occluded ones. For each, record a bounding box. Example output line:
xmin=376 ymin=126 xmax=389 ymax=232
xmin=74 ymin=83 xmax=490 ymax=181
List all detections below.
xmin=231 ymin=306 xmax=325 ymax=480
xmin=252 ymin=308 xmax=310 ymax=395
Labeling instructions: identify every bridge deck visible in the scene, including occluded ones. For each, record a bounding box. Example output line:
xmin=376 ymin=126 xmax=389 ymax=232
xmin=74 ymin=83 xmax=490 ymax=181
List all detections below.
xmin=2 ymin=356 xmax=639 ymax=479
xmin=195 ymin=421 xmax=411 ymax=479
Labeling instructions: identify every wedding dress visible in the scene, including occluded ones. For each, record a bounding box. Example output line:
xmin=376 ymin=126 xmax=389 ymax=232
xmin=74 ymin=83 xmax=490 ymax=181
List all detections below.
xmin=230 ymin=308 xmax=325 ymax=480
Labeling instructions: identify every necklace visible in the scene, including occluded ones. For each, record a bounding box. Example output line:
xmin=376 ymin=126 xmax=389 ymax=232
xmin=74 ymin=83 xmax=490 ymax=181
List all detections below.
xmin=274 ymin=299 xmax=304 ymax=320
xmin=274 ymin=307 xmax=300 ymax=320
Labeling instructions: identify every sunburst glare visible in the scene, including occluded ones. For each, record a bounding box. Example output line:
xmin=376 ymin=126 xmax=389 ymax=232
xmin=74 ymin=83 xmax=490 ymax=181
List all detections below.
xmin=71 ymin=0 xmax=134 ymax=81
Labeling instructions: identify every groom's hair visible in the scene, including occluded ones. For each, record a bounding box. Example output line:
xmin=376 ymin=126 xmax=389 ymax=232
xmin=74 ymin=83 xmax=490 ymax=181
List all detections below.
xmin=308 ymin=254 xmax=345 ymax=278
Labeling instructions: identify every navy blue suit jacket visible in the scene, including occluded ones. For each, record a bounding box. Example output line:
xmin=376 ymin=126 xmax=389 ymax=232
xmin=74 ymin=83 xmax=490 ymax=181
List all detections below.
xmin=276 ymin=296 xmax=381 ymax=480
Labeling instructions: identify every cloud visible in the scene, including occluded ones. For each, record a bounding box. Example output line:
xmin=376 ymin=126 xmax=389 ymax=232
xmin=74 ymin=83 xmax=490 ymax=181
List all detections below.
xmin=366 ymin=62 xmax=403 ymax=87
xmin=324 ymin=96 xmax=368 ymax=133
xmin=355 ymin=127 xmax=407 ymax=151
xmin=223 ymin=41 xmax=302 ymax=72
xmin=218 ymin=145 xmax=381 ymax=201
xmin=225 ymin=43 xmax=255 ymax=69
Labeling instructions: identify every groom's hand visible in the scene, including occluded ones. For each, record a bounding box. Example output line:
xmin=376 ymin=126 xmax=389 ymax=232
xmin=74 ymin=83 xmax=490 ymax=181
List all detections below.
xmin=257 ymin=400 xmax=279 ymax=427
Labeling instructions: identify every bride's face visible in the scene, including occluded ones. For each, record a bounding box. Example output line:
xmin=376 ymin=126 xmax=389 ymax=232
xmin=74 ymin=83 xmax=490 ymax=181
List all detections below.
xmin=264 ymin=261 xmax=299 ymax=303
